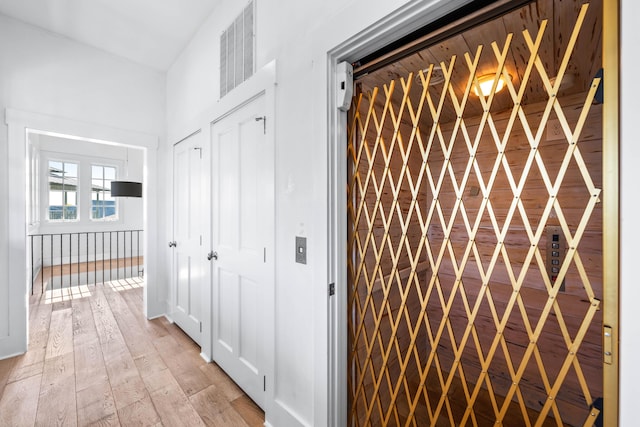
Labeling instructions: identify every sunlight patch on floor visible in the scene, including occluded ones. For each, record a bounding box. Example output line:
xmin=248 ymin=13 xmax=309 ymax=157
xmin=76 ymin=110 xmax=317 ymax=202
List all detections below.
xmin=107 ymin=276 xmax=145 ymax=292
xmin=41 ymin=276 xmax=145 ymax=303
xmin=44 ymin=285 xmax=92 ymax=304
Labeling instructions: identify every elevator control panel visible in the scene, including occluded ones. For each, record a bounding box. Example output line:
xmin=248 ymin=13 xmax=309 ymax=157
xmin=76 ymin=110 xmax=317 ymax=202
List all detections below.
xmin=545 ymin=226 xmax=566 ymax=291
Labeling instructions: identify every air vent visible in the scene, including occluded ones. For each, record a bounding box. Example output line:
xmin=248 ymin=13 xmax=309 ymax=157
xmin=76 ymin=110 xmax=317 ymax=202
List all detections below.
xmin=220 ymin=1 xmax=255 ymax=98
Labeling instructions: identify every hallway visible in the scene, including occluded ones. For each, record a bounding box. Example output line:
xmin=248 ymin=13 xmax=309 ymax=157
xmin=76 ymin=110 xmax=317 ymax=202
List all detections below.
xmin=0 ymin=279 xmax=264 ymax=426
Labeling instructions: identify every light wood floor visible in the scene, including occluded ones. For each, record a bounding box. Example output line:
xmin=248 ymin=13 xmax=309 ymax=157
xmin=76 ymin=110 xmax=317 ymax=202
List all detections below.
xmin=0 ymin=279 xmax=265 ymax=426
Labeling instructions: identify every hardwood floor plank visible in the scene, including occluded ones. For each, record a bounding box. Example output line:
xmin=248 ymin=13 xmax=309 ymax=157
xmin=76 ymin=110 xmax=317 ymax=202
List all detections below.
xmin=150 ymin=329 xmax=210 ymax=397
xmin=117 ymin=395 xmax=161 ymax=427
xmin=141 ymin=368 xmax=175 ymax=395
xmin=172 ymin=364 xmax=211 ymax=397
xmin=111 ymin=375 xmax=149 ymax=410
xmin=0 ymin=357 xmax=17 ymax=400
xmin=76 ymin=379 xmax=117 ymax=426
xmin=74 ymin=338 xmax=109 ymax=392
xmin=150 ymin=381 xmax=206 ymax=427
xmin=188 ymin=384 xmax=232 ymax=424
xmin=72 ymin=294 xmax=98 ymax=340
xmin=15 ymin=298 xmax=54 ymax=375
xmin=200 ymin=363 xmax=245 ymax=402
xmin=231 ymin=395 xmax=265 ymax=427
xmin=151 ymin=333 xmax=183 ymax=358
xmin=36 ymin=352 xmax=76 ymax=426
xmin=103 ymin=287 xmax=154 ymax=359
xmin=7 ymin=358 xmax=44 ymax=384
xmin=11 ymin=337 xmax=47 ymax=380
xmin=3 ymin=298 xmax=51 ymax=389
xmin=45 ymin=308 xmax=74 ymax=359
xmin=72 ymin=289 xmax=112 ymax=397
xmin=29 ymin=296 xmax=53 ymax=337
xmin=88 ymin=412 xmax=120 ymax=427
xmin=42 ymin=352 xmax=75 ymax=383
xmin=35 ymin=374 xmax=77 ymax=427
xmin=154 ymin=337 xmax=209 ymax=397
xmin=119 ymin=290 xmax=168 ymax=340
xmin=52 ymin=300 xmax=73 ymax=311
xmin=163 ymin=322 xmax=200 ymax=353
xmin=0 ymin=374 xmax=42 ymax=426
xmin=207 ymin=406 xmax=252 ymax=427
xmin=91 ymin=288 xmax=127 ymax=355
xmin=104 ymin=351 xmax=139 ymax=387
xmin=133 ymin=351 xmax=167 ymax=380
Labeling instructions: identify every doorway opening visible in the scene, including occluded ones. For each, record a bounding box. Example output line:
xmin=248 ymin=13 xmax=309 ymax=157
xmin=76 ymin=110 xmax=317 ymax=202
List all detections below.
xmin=26 ymin=130 xmax=145 ymax=304
xmin=345 ymin=0 xmax=617 ymax=425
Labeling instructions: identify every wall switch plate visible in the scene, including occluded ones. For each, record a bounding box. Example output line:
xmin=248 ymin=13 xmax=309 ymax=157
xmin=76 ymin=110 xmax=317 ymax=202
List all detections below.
xmin=295 ymin=236 xmax=307 ymax=264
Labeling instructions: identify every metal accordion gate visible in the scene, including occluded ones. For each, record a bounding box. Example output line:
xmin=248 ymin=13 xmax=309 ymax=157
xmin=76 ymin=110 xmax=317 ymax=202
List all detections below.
xmin=346 ymin=0 xmax=617 ymax=425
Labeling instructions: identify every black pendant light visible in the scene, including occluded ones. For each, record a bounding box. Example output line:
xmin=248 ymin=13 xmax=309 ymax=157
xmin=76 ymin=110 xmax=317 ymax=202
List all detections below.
xmin=111 ymin=181 xmax=142 ymax=197
xmin=111 ymin=147 xmax=142 ymax=197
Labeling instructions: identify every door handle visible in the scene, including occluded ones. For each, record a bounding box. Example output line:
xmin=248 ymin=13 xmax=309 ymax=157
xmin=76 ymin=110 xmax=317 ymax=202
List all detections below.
xmin=168 ymin=241 xmax=177 ymax=248
xmin=207 ymin=251 xmax=218 ymax=261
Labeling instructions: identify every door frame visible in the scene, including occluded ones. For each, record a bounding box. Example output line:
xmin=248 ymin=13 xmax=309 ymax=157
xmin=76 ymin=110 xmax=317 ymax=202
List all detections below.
xmin=4 ymin=108 xmax=161 ymax=357
xmin=326 ymin=0 xmax=620 ymax=425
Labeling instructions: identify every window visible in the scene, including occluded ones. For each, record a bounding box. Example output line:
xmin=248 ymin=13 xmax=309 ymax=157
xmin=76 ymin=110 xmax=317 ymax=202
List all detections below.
xmin=91 ymin=165 xmax=117 ymax=220
xmin=48 ymin=161 xmax=78 ymax=221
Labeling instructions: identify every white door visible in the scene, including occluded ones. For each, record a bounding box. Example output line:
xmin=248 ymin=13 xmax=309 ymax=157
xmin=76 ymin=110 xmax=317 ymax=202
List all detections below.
xmin=171 ymin=131 xmax=205 ymax=344
xmin=210 ymin=94 xmax=273 ymax=409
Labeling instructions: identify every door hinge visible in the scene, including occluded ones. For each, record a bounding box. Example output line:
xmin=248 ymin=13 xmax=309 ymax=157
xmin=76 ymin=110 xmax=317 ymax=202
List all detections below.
xmin=200 ymin=322 xmax=202 ymax=333
xmin=194 ymin=146 xmax=202 ymax=159
xmin=255 ymin=116 xmax=266 ymax=134
xmin=263 ymin=375 xmax=266 ymax=391
xmin=329 ymin=282 xmax=335 ymax=296
xmin=263 ymin=247 xmax=266 ymax=263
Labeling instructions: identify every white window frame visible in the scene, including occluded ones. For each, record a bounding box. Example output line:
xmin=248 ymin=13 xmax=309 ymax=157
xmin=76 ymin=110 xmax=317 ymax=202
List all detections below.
xmin=39 ymin=151 xmax=124 ymax=228
xmin=90 ymin=163 xmax=119 ymax=222
xmin=46 ymin=158 xmax=80 ymax=223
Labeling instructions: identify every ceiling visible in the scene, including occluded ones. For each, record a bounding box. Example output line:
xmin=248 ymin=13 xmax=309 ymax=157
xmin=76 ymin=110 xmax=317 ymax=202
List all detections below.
xmin=0 ymin=0 xmax=221 ymax=71
xmin=357 ymin=0 xmax=602 ymax=123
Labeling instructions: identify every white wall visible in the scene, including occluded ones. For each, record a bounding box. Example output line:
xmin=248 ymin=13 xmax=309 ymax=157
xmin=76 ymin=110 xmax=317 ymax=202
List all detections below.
xmin=0 ymin=13 xmax=165 ymax=358
xmin=166 ymin=0 xmax=640 ymax=426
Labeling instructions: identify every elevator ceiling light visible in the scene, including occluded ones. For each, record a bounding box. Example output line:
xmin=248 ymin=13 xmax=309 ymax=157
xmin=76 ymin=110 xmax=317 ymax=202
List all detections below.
xmin=473 ymin=74 xmax=509 ymax=97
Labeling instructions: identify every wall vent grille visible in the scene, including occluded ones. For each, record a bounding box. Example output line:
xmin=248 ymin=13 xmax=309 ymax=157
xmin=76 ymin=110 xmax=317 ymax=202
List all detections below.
xmin=220 ymin=1 xmax=255 ymax=98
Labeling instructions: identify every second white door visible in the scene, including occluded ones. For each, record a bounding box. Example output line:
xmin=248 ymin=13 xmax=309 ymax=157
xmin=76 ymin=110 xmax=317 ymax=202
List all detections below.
xmin=172 ymin=131 xmax=205 ymax=344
